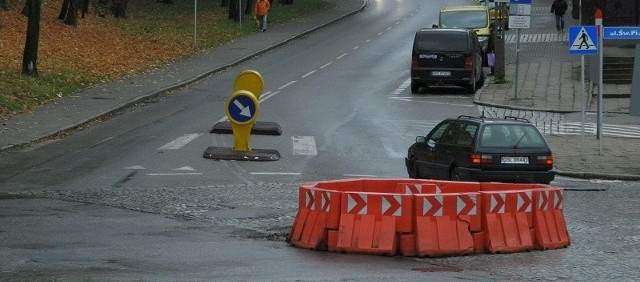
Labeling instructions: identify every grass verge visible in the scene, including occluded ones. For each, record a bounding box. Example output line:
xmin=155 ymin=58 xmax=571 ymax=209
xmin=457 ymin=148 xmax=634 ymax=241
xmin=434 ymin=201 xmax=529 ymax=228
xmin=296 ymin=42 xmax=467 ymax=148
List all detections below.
xmin=0 ymin=0 xmax=331 ymax=120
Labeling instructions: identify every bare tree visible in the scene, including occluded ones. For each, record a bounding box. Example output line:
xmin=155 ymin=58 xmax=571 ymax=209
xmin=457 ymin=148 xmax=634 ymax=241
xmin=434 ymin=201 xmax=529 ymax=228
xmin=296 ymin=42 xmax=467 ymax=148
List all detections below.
xmin=58 ymin=0 xmax=80 ymax=25
xmin=22 ymin=0 xmax=41 ymax=77
xmin=58 ymin=0 xmax=70 ymax=20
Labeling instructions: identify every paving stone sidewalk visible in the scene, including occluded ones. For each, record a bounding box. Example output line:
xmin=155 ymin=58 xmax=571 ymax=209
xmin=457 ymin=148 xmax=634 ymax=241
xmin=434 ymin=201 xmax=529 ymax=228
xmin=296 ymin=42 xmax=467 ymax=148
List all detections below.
xmin=473 ymin=0 xmax=640 ymax=180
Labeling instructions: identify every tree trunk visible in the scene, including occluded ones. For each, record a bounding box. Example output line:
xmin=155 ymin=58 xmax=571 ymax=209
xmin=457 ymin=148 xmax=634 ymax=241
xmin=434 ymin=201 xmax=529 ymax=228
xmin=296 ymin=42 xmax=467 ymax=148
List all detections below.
xmin=22 ymin=0 xmax=40 ymax=77
xmin=1 ymin=0 xmax=9 ymax=11
xmin=113 ymin=0 xmax=127 ymax=18
xmin=58 ymin=0 xmax=69 ymax=20
xmin=244 ymin=0 xmax=254 ymax=15
xmin=228 ymin=0 xmax=239 ymax=21
xmin=221 ymin=0 xmax=228 ymax=7
xmin=80 ymin=0 xmax=89 ymax=18
xmin=63 ymin=0 xmax=77 ymax=26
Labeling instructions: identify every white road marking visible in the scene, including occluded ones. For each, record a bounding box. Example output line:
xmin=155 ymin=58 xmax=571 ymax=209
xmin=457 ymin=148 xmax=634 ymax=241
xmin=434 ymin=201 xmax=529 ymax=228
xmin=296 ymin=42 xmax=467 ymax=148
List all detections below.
xmin=391 ymin=78 xmax=411 ymax=96
xmin=146 ymin=173 xmax=203 ymax=176
xmin=353 ymin=46 xmax=360 ymax=50
xmin=125 ymin=165 xmax=146 ymax=170
xmin=320 ymin=62 xmax=332 ymax=69
xmin=337 ymin=53 xmax=348 ymax=60
xmin=302 ymin=70 xmax=316 ymax=78
xmin=505 ymin=33 xmax=568 ymax=44
xmin=250 ymin=172 xmax=301 ymax=175
xmin=550 ymin=122 xmax=640 ymax=138
xmin=278 ymin=81 xmax=297 ymax=90
xmin=173 ymin=166 xmax=195 ymax=171
xmin=159 ymin=133 xmax=202 ymax=150
xmin=292 ymin=136 xmax=317 ymax=155
xmin=259 ymin=91 xmax=276 ymax=102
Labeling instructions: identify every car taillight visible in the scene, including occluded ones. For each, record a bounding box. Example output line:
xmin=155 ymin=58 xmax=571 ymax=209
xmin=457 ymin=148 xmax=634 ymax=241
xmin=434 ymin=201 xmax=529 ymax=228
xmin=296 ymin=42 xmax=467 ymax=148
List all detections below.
xmin=464 ymin=56 xmax=473 ymax=70
xmin=471 ymin=154 xmax=492 ymax=164
xmin=412 ymin=55 xmax=418 ymax=69
xmin=537 ymin=155 xmax=554 ymax=166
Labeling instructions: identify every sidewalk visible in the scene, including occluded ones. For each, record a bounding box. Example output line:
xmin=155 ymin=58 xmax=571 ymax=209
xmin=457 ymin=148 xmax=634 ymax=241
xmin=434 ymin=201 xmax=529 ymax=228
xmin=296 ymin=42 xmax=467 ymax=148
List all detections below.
xmin=474 ymin=0 xmax=640 ymax=180
xmin=1 ymin=0 xmax=638 ymax=180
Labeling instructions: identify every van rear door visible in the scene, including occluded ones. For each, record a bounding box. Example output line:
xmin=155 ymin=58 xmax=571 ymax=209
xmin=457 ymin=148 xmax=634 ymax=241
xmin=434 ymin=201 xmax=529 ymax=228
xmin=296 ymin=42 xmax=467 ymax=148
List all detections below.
xmin=413 ymin=32 xmax=470 ymax=70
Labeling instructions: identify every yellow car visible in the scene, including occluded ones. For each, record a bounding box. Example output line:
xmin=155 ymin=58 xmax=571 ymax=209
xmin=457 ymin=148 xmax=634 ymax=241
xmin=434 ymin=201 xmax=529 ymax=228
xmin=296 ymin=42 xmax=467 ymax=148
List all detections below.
xmin=479 ymin=0 xmax=510 ymax=30
xmin=438 ymin=6 xmax=492 ymax=50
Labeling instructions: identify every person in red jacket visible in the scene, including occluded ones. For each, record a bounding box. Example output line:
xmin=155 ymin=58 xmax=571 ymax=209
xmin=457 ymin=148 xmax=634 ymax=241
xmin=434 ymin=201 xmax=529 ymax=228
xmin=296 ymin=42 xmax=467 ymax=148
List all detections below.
xmin=255 ymin=0 xmax=271 ymax=32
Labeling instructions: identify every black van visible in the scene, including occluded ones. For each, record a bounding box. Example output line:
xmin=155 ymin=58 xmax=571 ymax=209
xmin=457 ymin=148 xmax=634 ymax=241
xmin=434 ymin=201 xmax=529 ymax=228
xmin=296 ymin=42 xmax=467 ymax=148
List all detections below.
xmin=410 ymin=28 xmax=485 ymax=94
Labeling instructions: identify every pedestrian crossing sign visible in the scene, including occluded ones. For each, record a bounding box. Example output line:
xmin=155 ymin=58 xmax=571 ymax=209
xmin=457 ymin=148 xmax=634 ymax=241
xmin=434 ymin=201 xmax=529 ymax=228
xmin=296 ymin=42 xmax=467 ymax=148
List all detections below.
xmin=569 ymin=26 xmax=598 ymax=55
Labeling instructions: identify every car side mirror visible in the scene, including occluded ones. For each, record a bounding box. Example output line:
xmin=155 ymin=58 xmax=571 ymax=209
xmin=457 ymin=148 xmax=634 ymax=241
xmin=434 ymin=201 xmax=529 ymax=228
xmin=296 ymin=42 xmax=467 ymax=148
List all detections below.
xmin=416 ymin=136 xmax=426 ymax=143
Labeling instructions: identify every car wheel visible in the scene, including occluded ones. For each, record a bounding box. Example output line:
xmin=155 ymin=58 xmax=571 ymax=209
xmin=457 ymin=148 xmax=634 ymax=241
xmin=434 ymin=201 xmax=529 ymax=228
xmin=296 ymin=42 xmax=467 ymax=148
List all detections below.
xmin=411 ymin=80 xmax=419 ymax=94
xmin=467 ymin=76 xmax=477 ymax=94
xmin=450 ymin=167 xmax=462 ymax=181
xmin=477 ymin=68 xmax=485 ymax=88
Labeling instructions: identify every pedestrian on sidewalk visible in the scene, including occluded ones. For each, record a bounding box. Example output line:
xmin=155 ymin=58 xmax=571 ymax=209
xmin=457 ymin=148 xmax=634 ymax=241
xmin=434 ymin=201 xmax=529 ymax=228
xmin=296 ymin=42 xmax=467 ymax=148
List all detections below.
xmin=551 ymin=0 xmax=568 ymax=33
xmin=255 ymin=0 xmax=271 ymax=32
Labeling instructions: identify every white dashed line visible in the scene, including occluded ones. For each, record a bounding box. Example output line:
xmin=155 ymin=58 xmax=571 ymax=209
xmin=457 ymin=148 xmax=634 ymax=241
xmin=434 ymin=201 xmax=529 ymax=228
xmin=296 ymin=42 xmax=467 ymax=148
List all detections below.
xmin=320 ymin=62 xmax=332 ymax=69
xmin=278 ymin=81 xmax=297 ymax=90
xmin=353 ymin=46 xmax=360 ymax=50
xmin=302 ymin=70 xmax=316 ymax=78
xmin=146 ymin=173 xmax=203 ymax=176
xmin=159 ymin=133 xmax=202 ymax=150
xmin=259 ymin=91 xmax=277 ymax=102
xmin=337 ymin=53 xmax=348 ymax=60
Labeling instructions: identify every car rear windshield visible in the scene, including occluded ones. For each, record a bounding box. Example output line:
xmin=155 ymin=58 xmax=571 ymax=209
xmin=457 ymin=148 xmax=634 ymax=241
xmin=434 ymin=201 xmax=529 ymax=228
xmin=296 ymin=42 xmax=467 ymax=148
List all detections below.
xmin=416 ymin=33 xmax=469 ymax=52
xmin=440 ymin=11 xmax=488 ymax=29
xmin=479 ymin=124 xmax=548 ymax=149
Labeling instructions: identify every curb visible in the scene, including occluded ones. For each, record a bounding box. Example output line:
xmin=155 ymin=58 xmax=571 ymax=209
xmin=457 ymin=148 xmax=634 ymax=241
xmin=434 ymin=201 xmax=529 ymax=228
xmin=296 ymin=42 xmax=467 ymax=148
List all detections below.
xmin=555 ymin=170 xmax=640 ymax=181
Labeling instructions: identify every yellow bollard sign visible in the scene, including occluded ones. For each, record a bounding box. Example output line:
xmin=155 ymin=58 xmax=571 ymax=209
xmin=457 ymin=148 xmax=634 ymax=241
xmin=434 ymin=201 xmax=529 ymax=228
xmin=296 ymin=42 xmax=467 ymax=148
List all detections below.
xmin=234 ymin=70 xmax=264 ymax=99
xmin=204 ymin=69 xmax=279 ymax=161
xmin=225 ymin=90 xmax=259 ymax=152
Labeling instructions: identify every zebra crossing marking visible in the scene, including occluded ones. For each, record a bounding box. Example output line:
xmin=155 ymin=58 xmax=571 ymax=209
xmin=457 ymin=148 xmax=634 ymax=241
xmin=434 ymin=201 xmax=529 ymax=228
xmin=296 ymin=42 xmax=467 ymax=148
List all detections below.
xmin=505 ymin=33 xmax=568 ymax=44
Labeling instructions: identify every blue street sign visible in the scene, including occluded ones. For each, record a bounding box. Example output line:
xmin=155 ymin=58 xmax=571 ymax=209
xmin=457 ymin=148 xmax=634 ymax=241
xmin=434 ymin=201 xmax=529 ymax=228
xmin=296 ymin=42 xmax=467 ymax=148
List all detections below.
xmin=603 ymin=27 xmax=640 ymax=40
xmin=510 ymin=0 xmax=531 ymax=4
xmin=227 ymin=94 xmax=257 ymax=124
xmin=569 ymin=26 xmax=598 ymax=55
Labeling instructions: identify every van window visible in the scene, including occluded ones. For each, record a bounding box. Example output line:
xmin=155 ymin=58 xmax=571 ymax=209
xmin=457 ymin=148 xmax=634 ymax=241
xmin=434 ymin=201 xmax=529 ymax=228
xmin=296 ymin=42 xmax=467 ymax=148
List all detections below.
xmin=416 ymin=33 xmax=468 ymax=52
xmin=440 ymin=11 xmax=488 ymax=29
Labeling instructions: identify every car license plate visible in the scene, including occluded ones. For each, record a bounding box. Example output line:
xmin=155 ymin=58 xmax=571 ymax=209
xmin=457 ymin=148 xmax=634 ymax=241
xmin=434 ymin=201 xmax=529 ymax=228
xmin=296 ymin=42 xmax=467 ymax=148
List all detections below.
xmin=431 ymin=71 xmax=451 ymax=77
xmin=501 ymin=157 xmax=529 ymax=164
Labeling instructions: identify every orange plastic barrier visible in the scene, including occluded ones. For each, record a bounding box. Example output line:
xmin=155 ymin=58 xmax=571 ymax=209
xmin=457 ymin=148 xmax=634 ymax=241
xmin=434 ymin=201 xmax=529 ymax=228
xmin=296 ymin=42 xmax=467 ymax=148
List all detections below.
xmin=397 ymin=182 xmax=440 ymax=194
xmin=287 ymin=185 xmax=341 ymax=250
xmin=335 ymin=192 xmax=413 ymax=255
xmin=533 ymin=188 xmax=571 ymax=250
xmin=413 ymin=193 xmax=480 ymax=257
xmin=480 ymin=190 xmax=535 ymax=253
xmin=288 ymin=178 xmax=571 ymax=257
